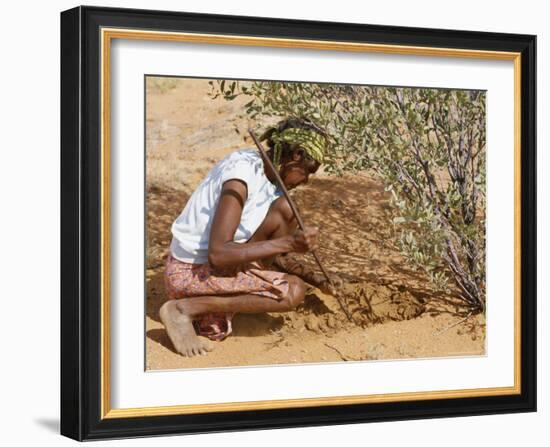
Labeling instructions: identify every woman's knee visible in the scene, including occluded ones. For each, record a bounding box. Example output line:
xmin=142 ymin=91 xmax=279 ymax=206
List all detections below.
xmin=271 ymin=196 xmax=294 ymax=222
xmin=265 ymin=197 xmax=296 ymax=239
xmin=280 ymin=274 xmax=306 ymax=310
xmin=248 ymin=197 xmax=293 ymax=243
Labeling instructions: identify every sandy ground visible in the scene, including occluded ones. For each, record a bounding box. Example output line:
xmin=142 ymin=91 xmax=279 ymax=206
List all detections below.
xmin=145 ymin=77 xmax=485 ymax=370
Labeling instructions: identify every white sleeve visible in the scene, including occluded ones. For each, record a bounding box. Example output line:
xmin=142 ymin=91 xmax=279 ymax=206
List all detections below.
xmin=219 ymin=159 xmax=255 ymax=191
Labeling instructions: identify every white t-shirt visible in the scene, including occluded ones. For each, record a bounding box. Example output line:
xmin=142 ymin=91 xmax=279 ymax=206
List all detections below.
xmin=170 ymin=148 xmax=282 ymax=264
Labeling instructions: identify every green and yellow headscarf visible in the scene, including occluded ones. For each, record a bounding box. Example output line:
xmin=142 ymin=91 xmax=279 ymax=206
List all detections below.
xmin=261 ymin=126 xmax=327 ymax=167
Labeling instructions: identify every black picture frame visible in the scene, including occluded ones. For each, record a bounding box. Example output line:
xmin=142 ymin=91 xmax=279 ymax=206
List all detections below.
xmin=61 ymin=5 xmax=536 ymax=441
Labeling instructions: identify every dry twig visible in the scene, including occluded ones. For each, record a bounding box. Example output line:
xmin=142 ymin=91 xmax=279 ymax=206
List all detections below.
xmin=433 ymin=311 xmax=474 ymax=336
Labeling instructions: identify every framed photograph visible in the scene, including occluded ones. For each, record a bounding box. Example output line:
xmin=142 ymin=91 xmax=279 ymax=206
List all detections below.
xmin=60 ymin=5 xmax=536 ymax=441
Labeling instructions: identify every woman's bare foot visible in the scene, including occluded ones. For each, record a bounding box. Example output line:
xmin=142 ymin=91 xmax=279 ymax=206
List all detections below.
xmin=159 ymin=300 xmax=213 ymax=357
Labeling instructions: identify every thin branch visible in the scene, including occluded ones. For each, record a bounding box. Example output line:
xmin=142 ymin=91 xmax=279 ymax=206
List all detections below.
xmin=433 ymin=312 xmax=474 ymax=336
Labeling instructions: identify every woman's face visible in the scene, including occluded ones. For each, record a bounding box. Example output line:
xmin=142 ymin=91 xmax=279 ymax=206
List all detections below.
xmin=279 ymin=148 xmax=319 ymax=190
xmin=280 ymin=161 xmax=309 ymax=190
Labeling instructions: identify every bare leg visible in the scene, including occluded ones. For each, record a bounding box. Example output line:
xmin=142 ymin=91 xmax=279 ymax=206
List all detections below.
xmin=248 ymin=196 xmax=297 ymax=242
xmin=160 ymin=274 xmax=305 ymax=357
xmin=247 ymin=196 xmax=297 ymax=267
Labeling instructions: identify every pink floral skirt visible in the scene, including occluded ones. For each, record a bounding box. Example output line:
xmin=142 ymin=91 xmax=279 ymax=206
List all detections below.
xmin=164 ymin=254 xmax=290 ymax=341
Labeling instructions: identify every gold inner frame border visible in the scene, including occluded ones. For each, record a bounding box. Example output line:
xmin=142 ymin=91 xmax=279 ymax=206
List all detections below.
xmin=100 ymin=27 xmax=522 ymax=419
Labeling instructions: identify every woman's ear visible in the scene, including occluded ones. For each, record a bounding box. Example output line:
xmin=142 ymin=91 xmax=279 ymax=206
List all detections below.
xmin=291 ymin=147 xmax=305 ymax=162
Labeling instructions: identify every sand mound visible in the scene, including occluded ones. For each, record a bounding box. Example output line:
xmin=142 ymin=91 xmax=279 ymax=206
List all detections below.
xmin=283 ymin=281 xmax=425 ymax=337
xmin=340 ymin=281 xmax=425 ymax=326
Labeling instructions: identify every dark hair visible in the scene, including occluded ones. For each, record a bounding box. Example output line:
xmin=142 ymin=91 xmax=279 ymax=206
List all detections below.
xmin=262 ymin=117 xmax=326 ymax=173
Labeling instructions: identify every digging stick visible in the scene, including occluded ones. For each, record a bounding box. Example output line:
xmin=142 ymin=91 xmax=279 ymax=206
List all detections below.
xmin=249 ymin=129 xmax=353 ymax=322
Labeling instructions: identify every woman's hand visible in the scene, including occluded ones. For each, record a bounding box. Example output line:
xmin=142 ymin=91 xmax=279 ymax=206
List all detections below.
xmin=290 ymin=227 xmax=319 ymax=253
xmin=315 ymin=273 xmax=344 ymax=295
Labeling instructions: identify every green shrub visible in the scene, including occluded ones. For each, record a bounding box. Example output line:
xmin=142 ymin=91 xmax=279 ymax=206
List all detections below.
xmin=211 ymin=80 xmax=486 ymax=311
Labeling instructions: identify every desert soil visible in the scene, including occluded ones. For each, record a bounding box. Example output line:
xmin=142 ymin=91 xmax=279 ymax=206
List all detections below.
xmin=145 ymin=77 xmax=485 ymax=370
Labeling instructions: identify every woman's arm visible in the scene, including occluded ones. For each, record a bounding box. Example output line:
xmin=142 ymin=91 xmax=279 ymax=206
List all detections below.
xmin=207 ymin=179 xmax=315 ymax=269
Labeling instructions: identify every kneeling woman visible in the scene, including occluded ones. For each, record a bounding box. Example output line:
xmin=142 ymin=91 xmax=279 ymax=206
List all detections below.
xmin=160 ymin=118 xmax=338 ymax=357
